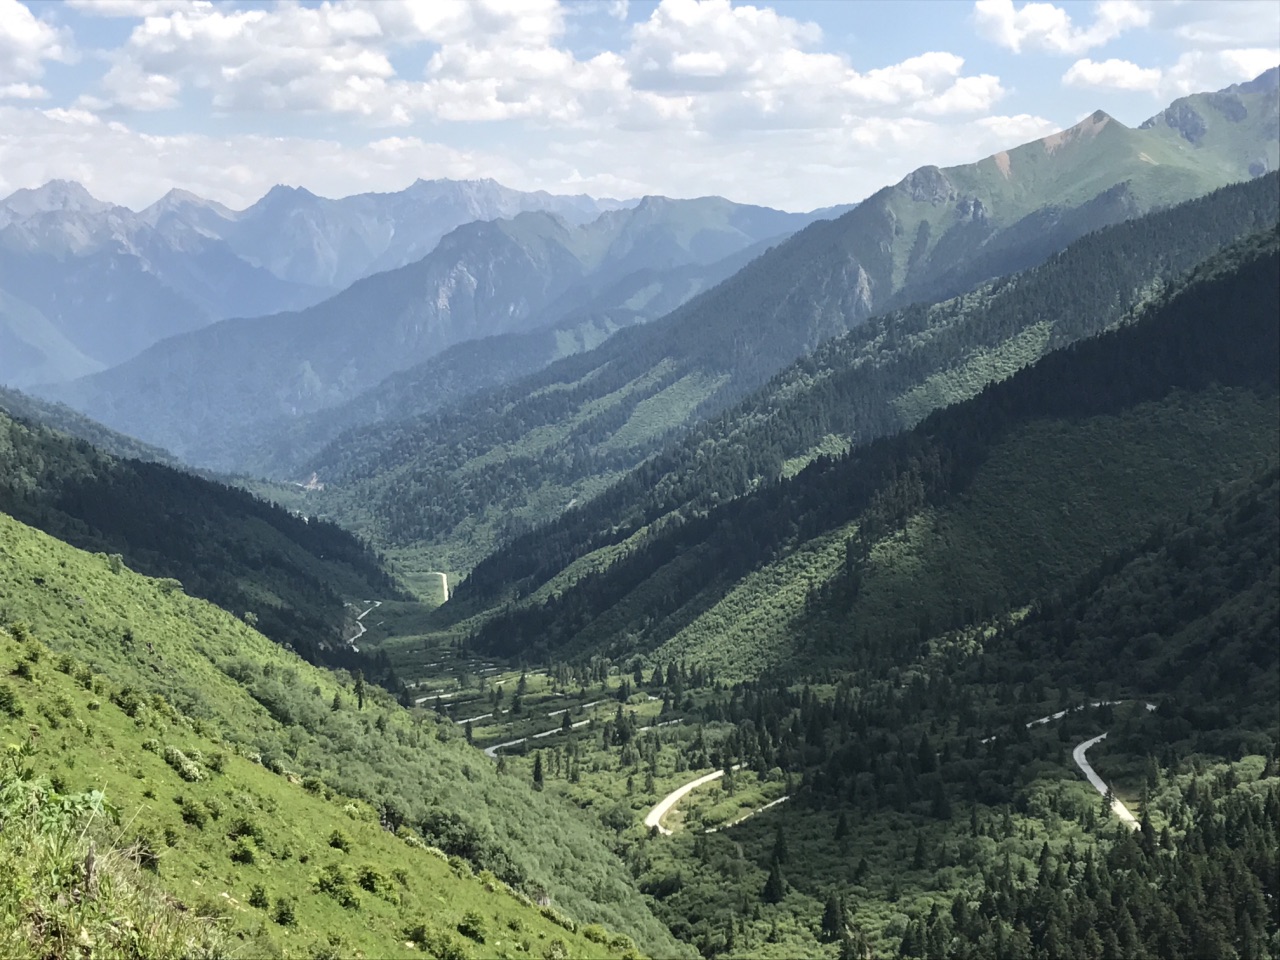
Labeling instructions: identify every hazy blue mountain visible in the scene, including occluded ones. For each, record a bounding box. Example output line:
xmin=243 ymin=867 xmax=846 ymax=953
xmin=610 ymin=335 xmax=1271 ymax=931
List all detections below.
xmin=177 ymin=178 xmax=637 ymax=291
xmin=42 ymin=196 xmax=821 ymax=468
xmin=234 ymin=235 xmax=785 ymax=477
xmin=0 ymin=177 xmax=635 ymax=388
xmin=0 ymin=181 xmax=319 ymax=384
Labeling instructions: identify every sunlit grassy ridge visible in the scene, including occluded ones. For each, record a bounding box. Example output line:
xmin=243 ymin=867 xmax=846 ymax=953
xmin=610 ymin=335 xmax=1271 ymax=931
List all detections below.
xmin=0 ymin=512 xmax=689 ymax=958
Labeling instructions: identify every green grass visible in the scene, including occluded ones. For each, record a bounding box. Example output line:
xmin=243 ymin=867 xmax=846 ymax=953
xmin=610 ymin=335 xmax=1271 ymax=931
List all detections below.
xmin=0 ymin=511 xmax=690 ymax=958
xmin=0 ymin=628 xmax=632 ymax=960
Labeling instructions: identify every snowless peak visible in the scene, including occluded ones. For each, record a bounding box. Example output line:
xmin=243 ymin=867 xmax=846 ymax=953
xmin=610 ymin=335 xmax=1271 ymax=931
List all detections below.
xmin=2 ymin=180 xmax=114 ymax=219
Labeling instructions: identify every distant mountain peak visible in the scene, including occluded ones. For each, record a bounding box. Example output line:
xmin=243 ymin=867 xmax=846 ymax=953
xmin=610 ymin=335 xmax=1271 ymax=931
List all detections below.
xmin=1227 ymin=65 xmax=1279 ymax=95
xmin=1037 ymin=110 xmax=1115 ymax=155
xmin=2 ymin=180 xmax=114 ymax=219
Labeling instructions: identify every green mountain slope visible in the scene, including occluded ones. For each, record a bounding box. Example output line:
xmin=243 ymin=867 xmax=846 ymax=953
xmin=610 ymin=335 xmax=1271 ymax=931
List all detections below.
xmin=294 ymin=77 xmax=1279 ymax=577
xmin=462 ymin=228 xmax=1279 ymax=674
xmin=0 ymin=512 xmax=689 ymax=958
xmin=0 ymin=408 xmax=401 ymax=671
xmin=456 ymin=174 xmax=1279 ymax=612
xmin=0 ymin=383 xmax=178 ymax=465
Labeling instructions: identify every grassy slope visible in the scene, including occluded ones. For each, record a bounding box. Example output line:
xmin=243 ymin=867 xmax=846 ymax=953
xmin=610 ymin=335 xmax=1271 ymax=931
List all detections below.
xmin=0 ymin=625 xmax=628 ymax=960
xmin=0 ymin=512 xmax=690 ymax=959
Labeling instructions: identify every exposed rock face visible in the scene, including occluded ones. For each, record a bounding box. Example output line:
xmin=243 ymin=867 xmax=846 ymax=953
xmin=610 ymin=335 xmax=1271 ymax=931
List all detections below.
xmin=1141 ymin=102 xmax=1207 ymax=143
xmin=902 ymin=167 xmax=956 ymax=205
xmin=1207 ymin=92 xmax=1249 ymax=122
xmin=956 ymin=197 xmax=988 ymax=223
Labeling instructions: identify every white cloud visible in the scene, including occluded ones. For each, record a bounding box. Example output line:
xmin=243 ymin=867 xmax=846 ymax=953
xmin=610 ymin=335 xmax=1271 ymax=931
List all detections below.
xmin=0 ymin=81 xmax=48 ymax=100
xmin=1063 ymin=48 xmax=1278 ymax=98
xmin=1063 ymin=57 xmax=1161 ymax=92
xmin=974 ymin=0 xmax=1150 ymax=55
xmin=0 ymin=0 xmax=72 ymax=84
xmin=67 ymin=0 xmax=207 ymax=15
xmin=1164 ymin=0 xmax=1280 ymax=48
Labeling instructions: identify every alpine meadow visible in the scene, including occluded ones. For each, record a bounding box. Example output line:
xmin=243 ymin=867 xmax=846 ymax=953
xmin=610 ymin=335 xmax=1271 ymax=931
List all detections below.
xmin=1 ymin=3 xmax=1278 ymax=959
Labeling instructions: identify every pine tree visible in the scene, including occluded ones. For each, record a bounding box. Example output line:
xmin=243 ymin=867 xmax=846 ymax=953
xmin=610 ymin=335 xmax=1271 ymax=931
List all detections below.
xmin=820 ymin=892 xmax=845 ymax=942
xmin=533 ymin=751 xmax=544 ymax=791
xmin=763 ymin=856 xmax=786 ymax=903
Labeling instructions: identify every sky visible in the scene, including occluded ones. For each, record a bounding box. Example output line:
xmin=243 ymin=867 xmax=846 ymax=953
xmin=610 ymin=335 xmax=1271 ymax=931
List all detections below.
xmin=1 ymin=0 xmax=1277 ymax=212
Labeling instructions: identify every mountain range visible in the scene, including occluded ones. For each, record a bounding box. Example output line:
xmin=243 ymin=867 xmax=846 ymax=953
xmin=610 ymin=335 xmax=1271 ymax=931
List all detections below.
xmin=237 ymin=75 xmax=1280 ymax=574
xmin=0 ymin=68 xmax=1277 ymax=960
xmin=0 ymin=177 xmax=635 ymax=387
xmin=40 ymin=195 xmax=831 ymax=468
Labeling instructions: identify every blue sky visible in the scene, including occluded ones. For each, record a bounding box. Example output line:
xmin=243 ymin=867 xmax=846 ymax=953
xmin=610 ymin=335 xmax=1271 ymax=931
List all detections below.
xmin=1 ymin=0 xmax=1276 ymax=210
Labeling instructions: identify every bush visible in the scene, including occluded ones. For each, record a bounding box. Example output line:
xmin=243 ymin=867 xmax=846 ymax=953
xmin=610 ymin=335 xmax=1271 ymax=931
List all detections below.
xmin=141 ymin=738 xmax=160 ymax=754
xmin=314 ymin=863 xmax=360 ymax=909
xmin=248 ymin=884 xmax=269 ymax=909
xmin=405 ymin=923 xmax=471 ymax=960
xmin=273 ymin=897 xmax=297 ymax=926
xmin=0 ymin=683 xmax=23 ymax=718
xmin=230 ymin=839 xmax=256 ymax=864
xmin=356 ymin=865 xmax=389 ymax=895
xmin=457 ymin=909 xmax=486 ymax=943
xmin=228 ymin=816 xmax=265 ymax=845
xmin=111 ymin=686 xmax=145 ymax=718
xmin=328 ymin=829 xmax=349 ymax=852
xmin=162 ymin=746 xmax=202 ymax=783
xmin=180 ymin=797 xmax=209 ymax=829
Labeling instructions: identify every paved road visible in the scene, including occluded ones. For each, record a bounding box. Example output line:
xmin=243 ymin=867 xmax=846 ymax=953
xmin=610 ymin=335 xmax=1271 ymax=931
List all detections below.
xmin=1073 ymin=733 xmax=1139 ymax=829
xmin=705 ymin=795 xmax=790 ymax=834
xmin=644 ymin=764 xmax=742 ymax=836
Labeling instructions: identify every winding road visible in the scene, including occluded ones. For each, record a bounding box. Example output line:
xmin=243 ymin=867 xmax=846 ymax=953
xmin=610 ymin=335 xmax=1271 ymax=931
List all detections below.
xmin=343 ymin=600 xmax=381 ymax=652
xmin=644 ymin=766 xmax=742 ymax=836
xmin=984 ymin=700 xmax=1156 ymax=829
xmin=1073 ymin=732 xmax=1138 ymax=828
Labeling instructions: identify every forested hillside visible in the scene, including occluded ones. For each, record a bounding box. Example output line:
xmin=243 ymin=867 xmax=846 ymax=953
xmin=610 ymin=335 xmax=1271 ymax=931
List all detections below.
xmin=597 ymin=465 xmax=1279 ymax=957
xmin=462 ymin=227 xmax=1279 ymax=670
xmin=456 ymin=174 xmax=1279 ymax=610
xmin=289 ymin=87 xmax=1278 ymax=577
xmin=0 ymin=409 xmax=402 ymax=670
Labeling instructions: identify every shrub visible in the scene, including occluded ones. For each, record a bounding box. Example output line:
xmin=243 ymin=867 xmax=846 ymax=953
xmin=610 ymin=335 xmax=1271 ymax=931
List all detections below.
xmin=230 ymin=839 xmax=256 ymax=864
xmin=248 ymin=884 xmax=269 ymax=909
xmin=163 ymin=825 xmax=179 ymax=847
xmin=328 ymin=829 xmax=349 ymax=852
xmin=206 ymin=751 xmax=226 ymax=774
xmin=228 ymin=816 xmax=265 ymax=844
xmin=111 ymin=687 xmax=145 ymax=718
xmin=543 ymin=939 xmax=569 ymax=960
xmin=302 ymin=775 xmax=325 ymax=795
xmin=273 ymin=897 xmax=297 ymax=926
xmin=314 ymin=863 xmax=360 ymax=909
xmin=141 ymin=738 xmax=160 ymax=754
xmin=582 ymin=925 xmax=608 ymax=944
xmin=457 ymin=910 xmax=486 ymax=943
xmin=180 ymin=797 xmax=209 ymax=829
xmin=0 ymin=683 xmax=23 ymax=718
xmin=356 ymin=865 xmax=389 ymax=895
xmin=404 ymin=923 xmax=471 ymax=960
xmin=162 ymin=746 xmax=202 ymax=783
